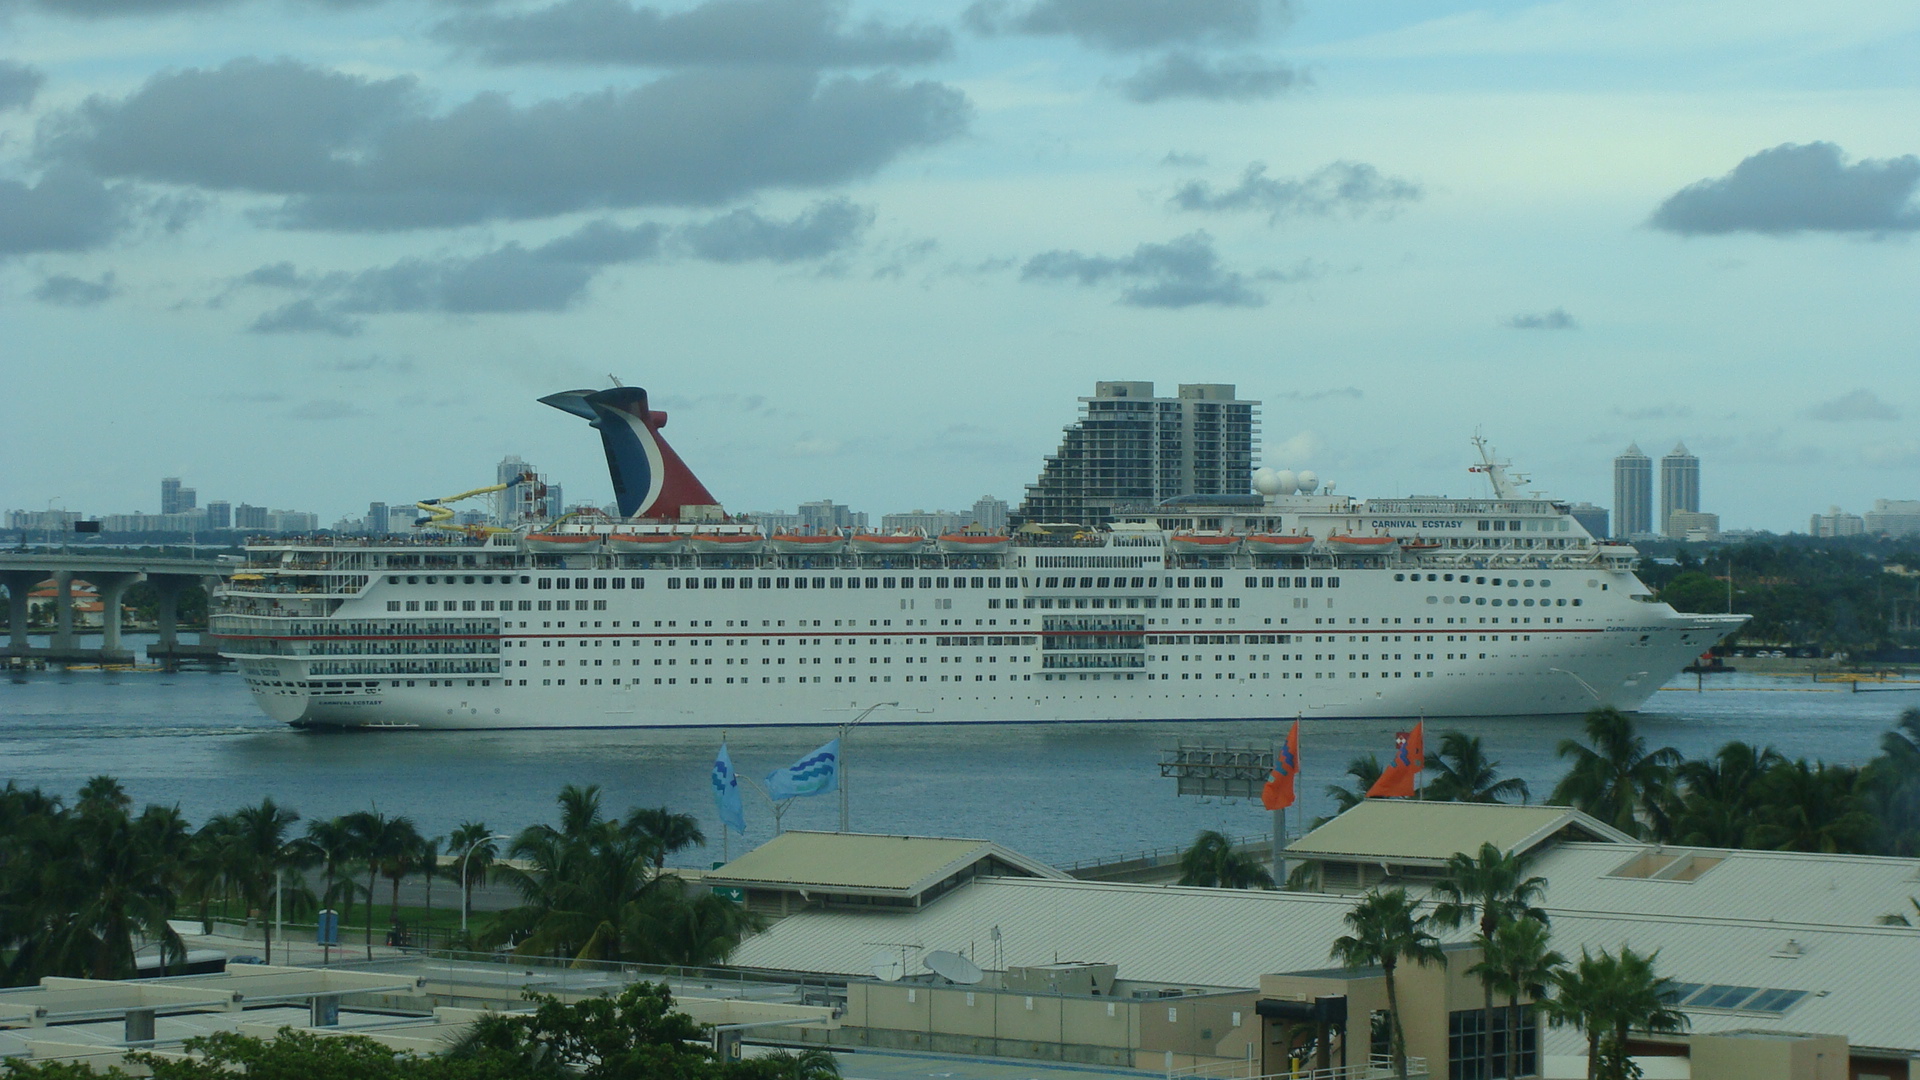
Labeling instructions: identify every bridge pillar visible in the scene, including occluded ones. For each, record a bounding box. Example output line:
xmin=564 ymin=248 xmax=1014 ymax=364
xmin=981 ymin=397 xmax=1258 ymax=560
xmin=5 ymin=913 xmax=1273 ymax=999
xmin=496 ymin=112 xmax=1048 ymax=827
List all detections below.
xmin=2 ymin=571 xmax=36 ymax=651
xmin=93 ymin=572 xmax=142 ymax=658
xmin=151 ymin=575 xmax=185 ymax=654
xmin=53 ymin=571 xmax=76 ymax=653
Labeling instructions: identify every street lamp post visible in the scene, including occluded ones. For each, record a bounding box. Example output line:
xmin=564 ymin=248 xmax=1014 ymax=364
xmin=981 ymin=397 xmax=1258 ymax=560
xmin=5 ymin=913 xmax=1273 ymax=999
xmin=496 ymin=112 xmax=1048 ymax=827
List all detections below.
xmin=838 ymin=701 xmax=898 ymax=833
xmin=459 ymin=833 xmax=510 ymax=937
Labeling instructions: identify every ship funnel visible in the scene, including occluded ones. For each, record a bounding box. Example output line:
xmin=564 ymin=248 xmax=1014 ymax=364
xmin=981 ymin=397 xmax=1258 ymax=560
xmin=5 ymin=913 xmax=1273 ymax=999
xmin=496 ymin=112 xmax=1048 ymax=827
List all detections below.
xmin=540 ymin=386 xmax=720 ymax=520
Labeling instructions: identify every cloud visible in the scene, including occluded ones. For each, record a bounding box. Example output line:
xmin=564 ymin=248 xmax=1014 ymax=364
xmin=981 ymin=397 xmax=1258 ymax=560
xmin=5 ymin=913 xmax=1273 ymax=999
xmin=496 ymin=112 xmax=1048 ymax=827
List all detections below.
xmin=32 ymin=271 xmax=118 ymax=305
xmin=1613 ymin=405 xmax=1691 ymax=421
xmin=45 ymin=58 xmax=968 ymax=231
xmin=1861 ymin=439 xmax=1920 ymax=469
xmin=1021 ymin=230 xmax=1262 ymax=308
xmin=1651 ymin=142 xmax=1920 ymax=236
xmin=0 ymin=168 xmax=127 ymax=255
xmin=1507 ymin=308 xmax=1576 ymax=330
xmin=677 ymin=197 xmax=872 ymax=262
xmin=1272 ymin=386 xmax=1361 ymax=402
xmin=319 ymin=355 xmax=416 ymax=373
xmin=1171 ymin=161 xmax=1420 ymax=223
xmin=0 ymin=61 xmax=45 ymax=111
xmin=1118 ymin=51 xmax=1298 ymax=102
xmin=437 ymin=0 xmax=951 ymax=68
xmin=242 ymin=199 xmax=868 ymax=331
xmin=1804 ymin=389 xmax=1899 ymax=422
xmin=290 ymin=399 xmax=368 ymax=420
xmin=965 ymin=0 xmax=1276 ymax=52
xmin=1161 ymin=151 xmax=1207 ymax=167
xmin=250 ymin=299 xmax=363 ymax=336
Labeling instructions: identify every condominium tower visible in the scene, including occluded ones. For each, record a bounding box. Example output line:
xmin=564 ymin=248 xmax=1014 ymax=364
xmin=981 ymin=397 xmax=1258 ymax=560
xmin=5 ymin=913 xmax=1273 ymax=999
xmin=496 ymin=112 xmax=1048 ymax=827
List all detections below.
xmin=1613 ymin=444 xmax=1653 ymax=538
xmin=1015 ymin=381 xmax=1258 ymax=527
xmin=1660 ymin=442 xmax=1700 ymax=538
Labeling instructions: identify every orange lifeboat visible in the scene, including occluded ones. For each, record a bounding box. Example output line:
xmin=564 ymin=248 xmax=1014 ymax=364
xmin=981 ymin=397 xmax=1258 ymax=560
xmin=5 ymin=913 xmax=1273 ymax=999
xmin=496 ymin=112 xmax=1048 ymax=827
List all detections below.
xmin=608 ymin=532 xmax=686 ymax=554
xmin=525 ymin=532 xmax=603 ymax=554
xmin=771 ymin=533 xmax=848 ymax=554
xmin=1246 ymin=534 xmax=1314 ymax=555
xmin=937 ymin=533 xmax=1011 ymax=554
xmin=689 ymin=531 xmax=766 ymax=554
xmin=1168 ymin=532 xmax=1243 ymax=555
xmin=1324 ymin=535 xmax=1399 ymax=555
xmin=850 ymin=533 xmax=928 ymax=554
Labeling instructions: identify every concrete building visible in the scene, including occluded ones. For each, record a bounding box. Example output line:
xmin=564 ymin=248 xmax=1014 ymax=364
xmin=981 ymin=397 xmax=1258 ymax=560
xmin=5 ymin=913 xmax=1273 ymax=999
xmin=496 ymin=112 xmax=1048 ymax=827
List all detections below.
xmin=799 ymin=500 xmax=868 ymax=532
xmin=1668 ymin=509 xmax=1721 ymax=542
xmin=1567 ymin=502 xmax=1609 ymax=539
xmin=720 ymin=804 xmax=1920 ymax=1080
xmin=747 ymin=510 xmax=804 ymax=532
xmin=1016 ymin=382 xmax=1259 ymax=528
xmin=1613 ymin=444 xmax=1653 ymax=538
xmin=160 ymin=477 xmax=196 ymax=515
xmin=365 ymin=502 xmax=390 ymax=535
xmin=881 ymin=509 xmax=966 ymax=535
xmin=1811 ymin=507 xmax=1867 ymax=538
xmin=971 ymin=496 xmax=1010 ymax=531
xmin=234 ymin=504 xmax=269 ymax=530
xmin=4 ymin=509 xmax=83 ymax=533
xmin=1660 ymin=442 xmax=1701 ymax=538
xmin=203 ymin=501 xmax=231 ymax=529
xmin=1864 ymin=499 xmax=1920 ymax=538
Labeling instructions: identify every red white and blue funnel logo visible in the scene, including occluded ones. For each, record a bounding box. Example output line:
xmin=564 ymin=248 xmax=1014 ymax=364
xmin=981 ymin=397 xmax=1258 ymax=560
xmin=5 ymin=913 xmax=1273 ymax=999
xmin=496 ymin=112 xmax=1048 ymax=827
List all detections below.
xmin=539 ymin=386 xmax=719 ymax=520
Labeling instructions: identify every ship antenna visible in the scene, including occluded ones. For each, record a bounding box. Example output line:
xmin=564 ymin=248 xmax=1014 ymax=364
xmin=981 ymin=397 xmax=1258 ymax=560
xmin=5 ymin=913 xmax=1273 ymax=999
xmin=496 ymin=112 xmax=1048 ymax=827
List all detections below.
xmin=609 ymin=373 xmax=625 ymax=387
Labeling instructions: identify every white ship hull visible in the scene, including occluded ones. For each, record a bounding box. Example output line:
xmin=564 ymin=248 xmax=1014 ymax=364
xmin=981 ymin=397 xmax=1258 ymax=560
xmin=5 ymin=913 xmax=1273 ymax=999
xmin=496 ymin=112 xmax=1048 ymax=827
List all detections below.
xmin=222 ymin=550 xmax=1743 ymax=731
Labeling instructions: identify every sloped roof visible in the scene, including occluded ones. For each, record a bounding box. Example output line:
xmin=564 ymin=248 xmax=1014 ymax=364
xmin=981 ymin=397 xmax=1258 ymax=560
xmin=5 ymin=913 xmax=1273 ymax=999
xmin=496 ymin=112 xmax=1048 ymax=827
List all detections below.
xmin=1525 ymin=842 xmax=1920 ymax=928
xmin=730 ymin=876 xmax=1361 ymax=989
xmin=706 ymin=831 xmax=1067 ymax=898
xmin=1287 ymin=800 xmax=1634 ymax=865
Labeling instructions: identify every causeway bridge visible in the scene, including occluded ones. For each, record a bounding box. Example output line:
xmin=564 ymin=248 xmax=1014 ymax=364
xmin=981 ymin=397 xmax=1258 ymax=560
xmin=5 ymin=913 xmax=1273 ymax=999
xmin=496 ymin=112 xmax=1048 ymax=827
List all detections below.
xmin=0 ymin=553 xmax=234 ymax=666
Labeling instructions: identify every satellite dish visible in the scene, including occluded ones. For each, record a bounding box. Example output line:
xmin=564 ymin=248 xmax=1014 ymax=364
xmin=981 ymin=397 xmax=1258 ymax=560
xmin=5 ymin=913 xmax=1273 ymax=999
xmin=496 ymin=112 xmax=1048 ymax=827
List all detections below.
xmin=924 ymin=950 xmax=984 ymax=985
xmin=869 ymin=951 xmax=906 ymax=982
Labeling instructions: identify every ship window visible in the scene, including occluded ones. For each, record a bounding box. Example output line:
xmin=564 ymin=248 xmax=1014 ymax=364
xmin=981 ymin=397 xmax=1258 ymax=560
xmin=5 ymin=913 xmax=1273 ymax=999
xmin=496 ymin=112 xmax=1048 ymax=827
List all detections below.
xmin=1476 ymin=577 xmax=1487 ymax=584
xmin=867 ymin=577 xmax=880 ymax=588
xmin=1572 ymin=599 xmax=1582 ymax=606
xmin=721 ymin=578 xmax=734 ymax=590
xmin=920 ymin=577 xmax=933 ymax=588
xmin=973 ymin=577 xmax=986 ymax=588
xmin=593 ymin=577 xmax=607 ymax=588
xmin=884 ymin=577 xmax=898 ymax=588
xmin=812 ymin=577 xmax=827 ymax=589
xmin=776 ymin=577 xmax=790 ymax=588
xmin=554 ymin=578 xmax=568 ymax=589
xmin=611 ymin=579 xmax=624 ymax=590
xmin=519 ymin=600 xmax=532 ymax=610
xmin=1478 ymin=520 xmax=1490 ymax=531
xmin=537 ymin=578 xmax=550 ymax=589
xmin=703 ymin=577 xmax=718 ymax=589
xmin=833 ymin=577 xmax=846 ymax=588
xmin=1395 ymin=574 xmax=1405 ymax=581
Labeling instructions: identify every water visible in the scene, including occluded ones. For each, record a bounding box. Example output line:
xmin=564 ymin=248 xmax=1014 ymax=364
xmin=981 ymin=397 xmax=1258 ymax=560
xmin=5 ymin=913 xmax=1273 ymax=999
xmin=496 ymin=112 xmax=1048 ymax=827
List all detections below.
xmin=2 ymin=634 xmax=1912 ymax=866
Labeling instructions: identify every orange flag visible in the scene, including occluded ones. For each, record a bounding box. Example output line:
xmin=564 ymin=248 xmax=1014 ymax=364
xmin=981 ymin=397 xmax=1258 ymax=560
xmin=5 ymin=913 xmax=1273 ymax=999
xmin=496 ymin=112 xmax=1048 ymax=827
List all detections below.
xmin=1366 ymin=720 xmax=1425 ymax=799
xmin=1261 ymin=721 xmax=1301 ymax=810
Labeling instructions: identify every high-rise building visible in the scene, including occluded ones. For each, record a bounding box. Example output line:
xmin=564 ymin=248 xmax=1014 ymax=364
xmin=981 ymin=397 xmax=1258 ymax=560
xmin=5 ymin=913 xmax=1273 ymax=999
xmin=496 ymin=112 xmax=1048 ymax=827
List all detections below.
xmin=234 ymin=504 xmax=269 ymax=530
xmin=1811 ymin=507 xmax=1866 ymax=538
xmin=1015 ymin=381 xmax=1258 ymax=527
xmin=159 ymin=477 xmax=197 ymax=515
xmin=366 ymin=502 xmax=389 ymax=534
xmin=495 ymin=456 xmax=530 ymax=524
xmin=1864 ymin=499 xmax=1920 ymax=538
xmin=799 ymin=500 xmax=867 ymax=531
xmin=970 ymin=496 xmax=1009 ymax=531
xmin=881 ymin=509 xmax=965 ymax=535
xmin=1567 ymin=502 xmax=1609 ymax=539
xmin=204 ymin=501 xmax=232 ymax=529
xmin=1660 ymin=442 xmax=1700 ymax=538
xmin=1613 ymin=444 xmax=1653 ymax=538
xmin=1668 ymin=509 xmax=1719 ymax=540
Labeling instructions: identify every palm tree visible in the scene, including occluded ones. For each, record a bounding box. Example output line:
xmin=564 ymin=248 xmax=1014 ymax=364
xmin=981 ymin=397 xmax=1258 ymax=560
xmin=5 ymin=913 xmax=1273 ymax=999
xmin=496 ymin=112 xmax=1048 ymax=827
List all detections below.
xmin=1471 ymin=918 xmax=1564 ymax=1080
xmin=489 ymin=785 xmax=663 ymax=962
xmin=1426 ymin=732 xmax=1530 ymax=804
xmin=624 ymin=806 xmax=706 ymax=872
xmin=1547 ymin=947 xmax=1688 ymax=1080
xmin=222 ymin=798 xmax=309 ymax=965
xmin=64 ymin=789 xmax=194 ymax=979
xmin=1747 ymin=760 xmax=1875 ymax=853
xmin=753 ymin=1048 xmax=842 ymax=1080
xmin=1671 ymin=741 xmax=1783 ymax=847
xmin=449 ymin=821 xmax=501 ymax=939
xmin=1433 ymin=842 xmax=1549 ymax=1079
xmin=624 ymin=887 xmax=765 ymax=967
xmin=1551 ymin=707 xmax=1681 ymax=839
xmin=1329 ymin=888 xmax=1445 ymax=1080
xmin=418 ymin=834 xmax=444 ymax=940
xmin=1177 ymin=830 xmax=1274 ymax=889
xmin=1318 ymin=753 xmax=1384 ymax=826
xmin=343 ymin=809 xmax=421 ymax=956
xmin=298 ymin=817 xmax=361 ymax=939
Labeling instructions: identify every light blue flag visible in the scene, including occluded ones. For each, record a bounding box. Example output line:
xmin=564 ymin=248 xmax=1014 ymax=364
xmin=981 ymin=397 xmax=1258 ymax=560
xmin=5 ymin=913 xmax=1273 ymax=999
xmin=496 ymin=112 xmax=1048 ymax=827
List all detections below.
xmin=712 ymin=742 xmax=747 ymax=833
xmin=765 ymin=738 xmax=840 ymax=800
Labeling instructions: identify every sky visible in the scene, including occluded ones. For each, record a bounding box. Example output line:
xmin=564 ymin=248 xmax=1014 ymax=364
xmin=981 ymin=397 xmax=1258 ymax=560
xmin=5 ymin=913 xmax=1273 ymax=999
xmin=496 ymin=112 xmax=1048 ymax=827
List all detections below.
xmin=3 ymin=0 xmax=1918 ymax=532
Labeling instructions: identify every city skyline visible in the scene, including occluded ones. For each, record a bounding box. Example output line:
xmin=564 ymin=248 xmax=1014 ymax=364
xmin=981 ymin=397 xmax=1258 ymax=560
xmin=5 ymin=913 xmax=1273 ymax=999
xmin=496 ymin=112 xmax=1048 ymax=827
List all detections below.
xmin=3 ymin=2 xmax=1916 ymax=532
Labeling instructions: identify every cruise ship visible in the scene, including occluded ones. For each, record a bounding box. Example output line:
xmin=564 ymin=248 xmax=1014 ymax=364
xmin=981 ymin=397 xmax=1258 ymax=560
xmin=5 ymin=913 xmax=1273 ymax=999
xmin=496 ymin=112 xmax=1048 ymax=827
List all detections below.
xmin=211 ymin=385 xmax=1748 ymax=730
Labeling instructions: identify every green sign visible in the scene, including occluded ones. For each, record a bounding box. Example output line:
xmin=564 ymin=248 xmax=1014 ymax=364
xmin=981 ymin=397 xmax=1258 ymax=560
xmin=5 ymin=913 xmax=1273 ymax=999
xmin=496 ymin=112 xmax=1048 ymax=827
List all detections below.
xmin=711 ymin=886 xmax=745 ymax=904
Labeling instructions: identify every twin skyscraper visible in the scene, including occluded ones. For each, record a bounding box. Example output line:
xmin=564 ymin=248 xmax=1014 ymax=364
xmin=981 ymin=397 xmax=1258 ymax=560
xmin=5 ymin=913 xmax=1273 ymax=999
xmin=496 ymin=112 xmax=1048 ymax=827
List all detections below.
xmin=1614 ymin=442 xmax=1703 ymax=539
